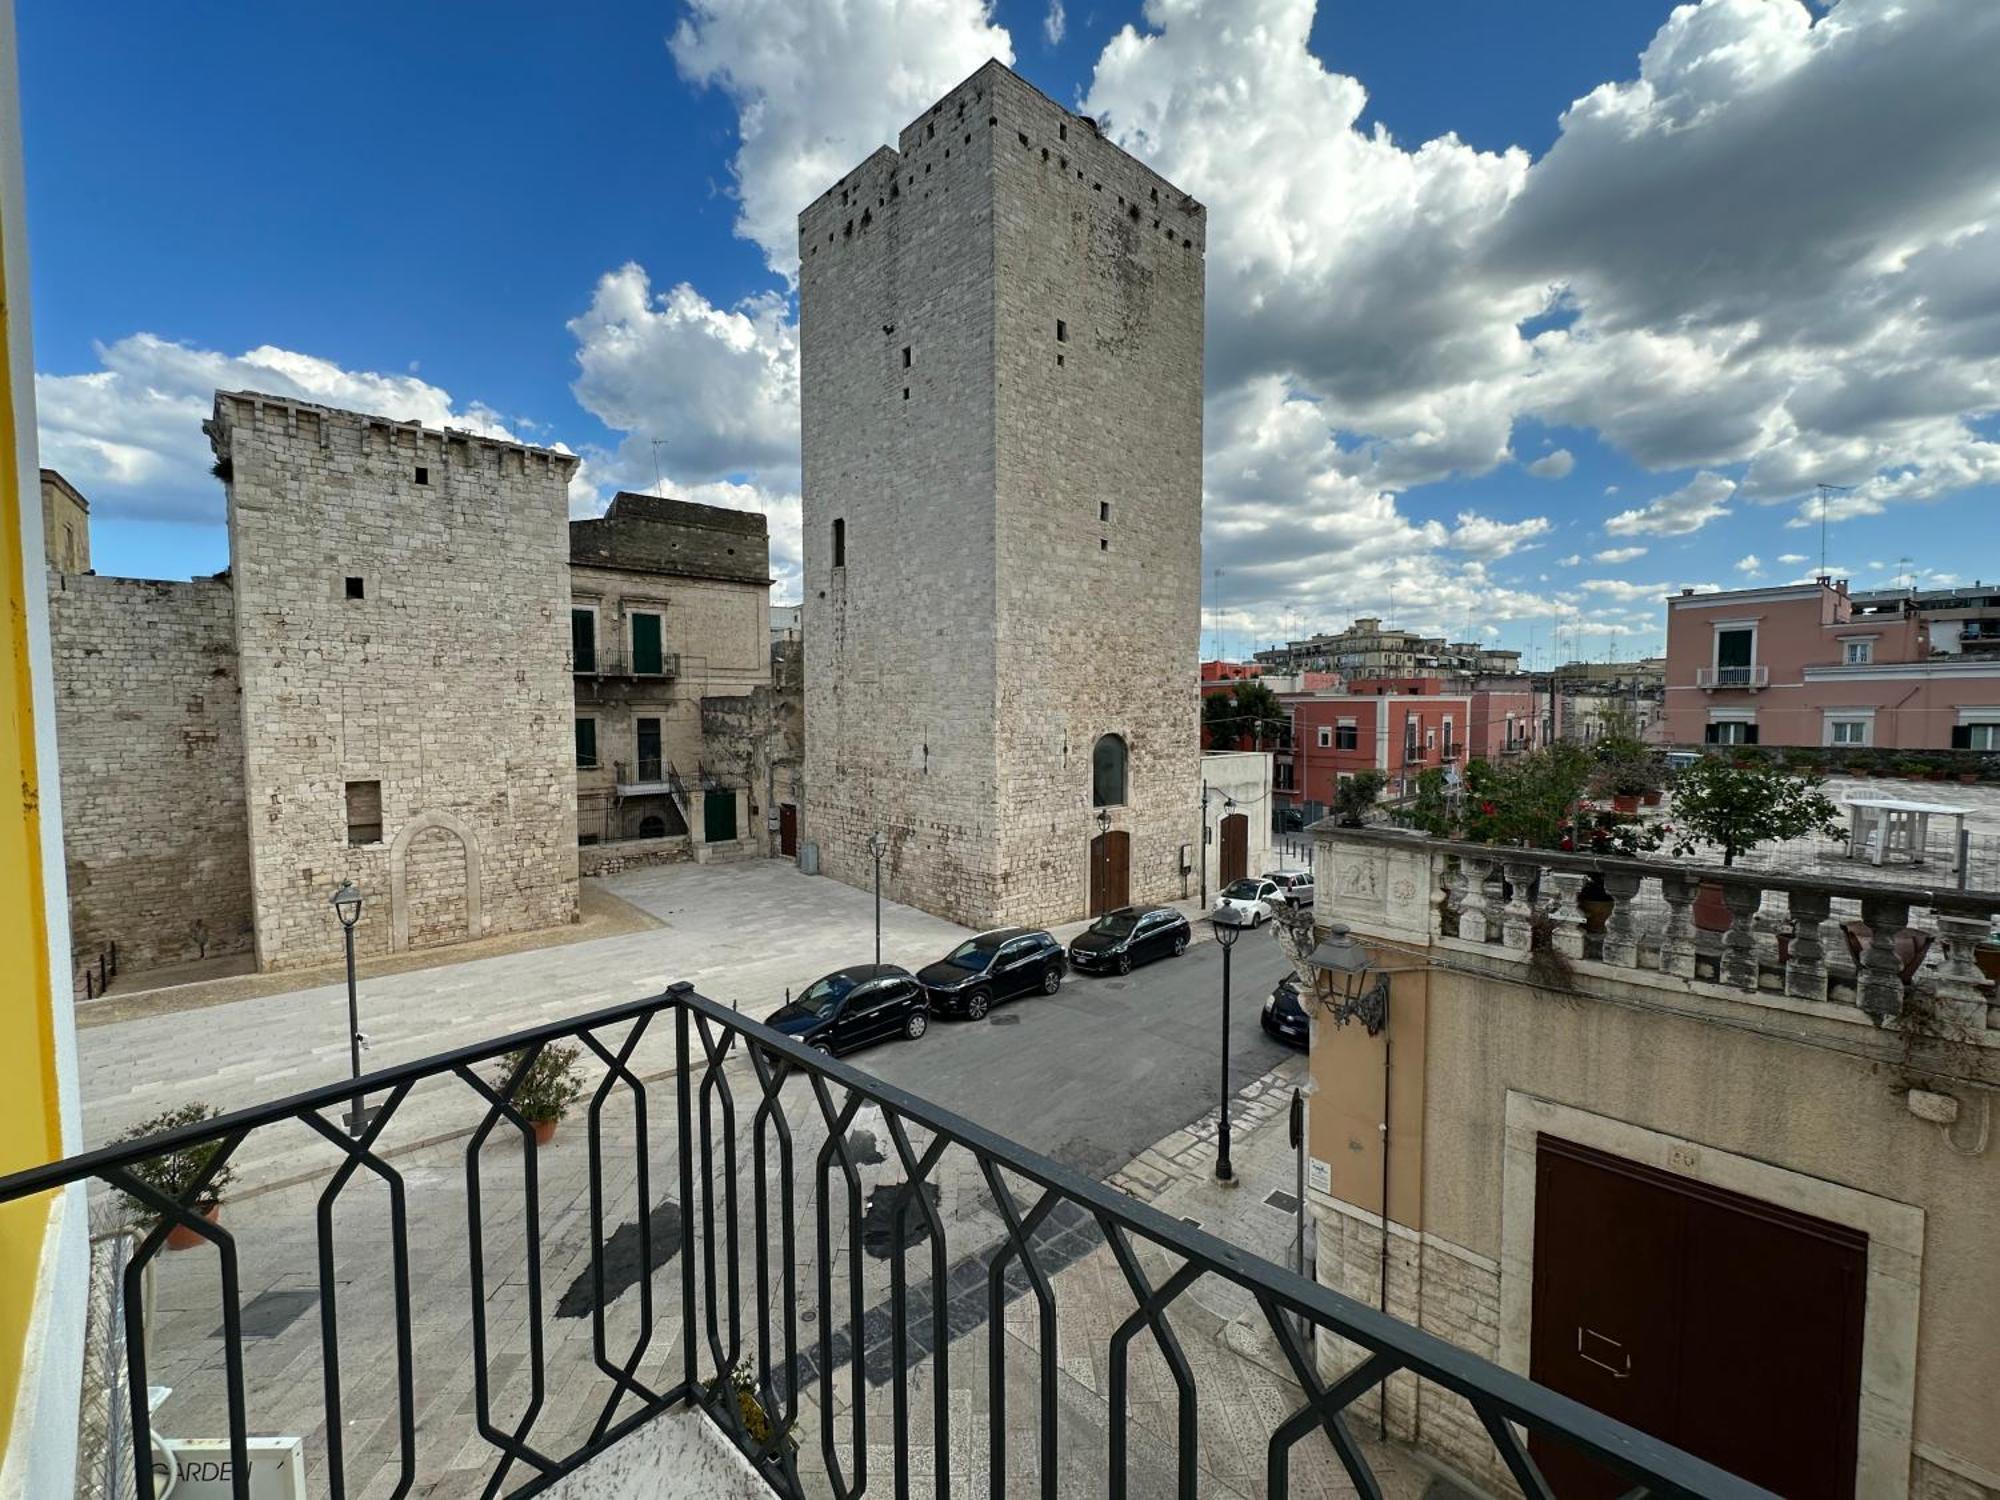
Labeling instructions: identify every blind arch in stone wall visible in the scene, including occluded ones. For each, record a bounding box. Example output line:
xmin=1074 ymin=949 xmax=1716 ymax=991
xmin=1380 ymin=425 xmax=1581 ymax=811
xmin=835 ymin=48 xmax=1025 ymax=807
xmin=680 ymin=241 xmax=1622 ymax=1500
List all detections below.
xmin=388 ymin=810 xmax=485 ymax=953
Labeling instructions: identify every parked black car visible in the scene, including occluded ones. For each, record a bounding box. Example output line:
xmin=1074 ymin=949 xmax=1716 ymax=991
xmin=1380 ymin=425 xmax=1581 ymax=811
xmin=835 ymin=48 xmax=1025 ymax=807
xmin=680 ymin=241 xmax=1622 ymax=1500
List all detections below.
xmin=1261 ymin=974 xmax=1310 ymax=1049
xmin=1067 ymin=905 xmax=1191 ymax=975
xmin=764 ymin=964 xmax=929 ymax=1056
xmin=918 ymin=928 xmax=1065 ymax=1019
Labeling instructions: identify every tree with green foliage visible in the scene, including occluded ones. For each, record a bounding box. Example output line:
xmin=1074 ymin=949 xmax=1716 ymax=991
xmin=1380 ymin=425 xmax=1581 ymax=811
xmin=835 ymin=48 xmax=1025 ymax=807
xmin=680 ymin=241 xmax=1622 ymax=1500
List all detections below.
xmin=1407 ymin=765 xmax=1454 ymax=836
xmin=1460 ymin=745 xmax=1593 ymax=848
xmin=1334 ymin=770 xmax=1385 ymax=827
xmin=1662 ymin=758 xmax=1843 ymax=866
xmin=1201 ymin=679 xmax=1287 ymax=750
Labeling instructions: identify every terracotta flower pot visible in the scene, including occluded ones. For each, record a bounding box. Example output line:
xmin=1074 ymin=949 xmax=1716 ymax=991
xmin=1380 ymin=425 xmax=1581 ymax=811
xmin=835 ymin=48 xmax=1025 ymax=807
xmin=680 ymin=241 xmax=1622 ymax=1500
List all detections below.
xmin=1612 ymin=794 xmax=1640 ymax=814
xmin=1976 ymin=943 xmax=2000 ymax=986
xmin=1641 ymin=789 xmax=1663 ymax=807
xmin=532 ymin=1117 xmax=559 ymax=1147
xmin=1577 ymin=894 xmax=1615 ymax=934
xmin=1960 ymin=772 xmax=1980 ymax=785
xmin=166 ymin=1202 xmax=221 ymax=1252
xmin=1693 ymin=880 xmax=1733 ymax=934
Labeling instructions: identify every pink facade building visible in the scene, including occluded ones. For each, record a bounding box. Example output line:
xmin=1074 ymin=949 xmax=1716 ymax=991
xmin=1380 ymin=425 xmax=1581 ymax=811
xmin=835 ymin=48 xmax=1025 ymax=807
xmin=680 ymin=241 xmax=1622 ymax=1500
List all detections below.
xmin=1662 ymin=578 xmax=2000 ymax=750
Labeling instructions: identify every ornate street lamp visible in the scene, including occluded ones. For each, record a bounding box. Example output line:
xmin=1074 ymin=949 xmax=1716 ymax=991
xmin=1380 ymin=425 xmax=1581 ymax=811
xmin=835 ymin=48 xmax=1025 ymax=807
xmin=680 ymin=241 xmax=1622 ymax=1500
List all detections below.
xmin=1205 ymin=902 xmax=1258 ymax=1182
xmin=330 ymin=882 xmax=367 ymax=1135
xmin=1305 ymin=922 xmax=1390 ymax=1036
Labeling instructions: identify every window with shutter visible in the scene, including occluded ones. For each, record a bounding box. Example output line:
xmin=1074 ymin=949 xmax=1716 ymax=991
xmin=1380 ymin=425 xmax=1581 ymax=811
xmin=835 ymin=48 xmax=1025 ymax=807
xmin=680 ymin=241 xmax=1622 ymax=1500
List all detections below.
xmin=632 ymin=612 xmax=664 ymax=675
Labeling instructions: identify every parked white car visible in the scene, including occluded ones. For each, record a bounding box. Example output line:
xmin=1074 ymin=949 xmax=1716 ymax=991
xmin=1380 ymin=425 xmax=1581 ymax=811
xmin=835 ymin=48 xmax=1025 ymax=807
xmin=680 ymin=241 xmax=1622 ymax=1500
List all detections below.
xmin=1264 ymin=870 xmax=1315 ymax=908
xmin=1214 ymin=877 xmax=1282 ymax=925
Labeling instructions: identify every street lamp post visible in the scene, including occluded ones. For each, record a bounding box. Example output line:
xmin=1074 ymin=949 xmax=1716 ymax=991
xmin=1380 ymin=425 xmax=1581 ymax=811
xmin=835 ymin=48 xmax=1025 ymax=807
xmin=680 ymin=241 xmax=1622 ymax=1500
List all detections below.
xmin=867 ymin=830 xmax=887 ymax=966
xmin=1204 ymin=903 xmax=1256 ymax=1182
xmin=330 ymin=881 xmax=366 ymax=1137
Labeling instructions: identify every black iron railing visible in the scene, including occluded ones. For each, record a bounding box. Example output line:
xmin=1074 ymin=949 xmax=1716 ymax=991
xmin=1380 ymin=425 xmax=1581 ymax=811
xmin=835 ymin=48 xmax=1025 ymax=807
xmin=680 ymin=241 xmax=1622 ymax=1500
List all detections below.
xmin=0 ymin=987 xmax=1775 ymax=1500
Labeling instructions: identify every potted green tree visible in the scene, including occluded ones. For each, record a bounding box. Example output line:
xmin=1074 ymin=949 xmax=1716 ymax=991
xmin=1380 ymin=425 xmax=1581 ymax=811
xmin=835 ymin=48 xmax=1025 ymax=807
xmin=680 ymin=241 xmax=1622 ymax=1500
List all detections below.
xmin=111 ymin=1102 xmax=237 ymax=1251
xmin=1333 ymin=769 xmax=1385 ymax=827
xmin=1657 ymin=759 xmax=1844 ymax=932
xmin=497 ymin=1044 xmax=585 ymax=1146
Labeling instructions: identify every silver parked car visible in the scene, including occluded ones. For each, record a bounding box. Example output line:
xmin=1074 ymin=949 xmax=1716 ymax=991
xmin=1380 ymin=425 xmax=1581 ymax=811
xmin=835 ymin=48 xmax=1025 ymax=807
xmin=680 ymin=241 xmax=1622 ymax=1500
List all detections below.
xmin=1264 ymin=870 xmax=1315 ymax=907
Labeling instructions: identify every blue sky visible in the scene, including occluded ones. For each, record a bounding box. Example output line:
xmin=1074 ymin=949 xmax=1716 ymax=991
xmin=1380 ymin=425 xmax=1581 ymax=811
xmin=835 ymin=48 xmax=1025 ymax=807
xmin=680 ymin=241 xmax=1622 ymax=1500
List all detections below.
xmin=21 ymin=0 xmax=2000 ymax=665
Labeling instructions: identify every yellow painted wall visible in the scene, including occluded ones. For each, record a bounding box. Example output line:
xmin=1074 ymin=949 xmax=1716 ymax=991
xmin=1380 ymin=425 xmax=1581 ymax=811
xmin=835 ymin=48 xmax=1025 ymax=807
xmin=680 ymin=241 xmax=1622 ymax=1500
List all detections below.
xmin=0 ymin=112 xmax=65 ymax=1457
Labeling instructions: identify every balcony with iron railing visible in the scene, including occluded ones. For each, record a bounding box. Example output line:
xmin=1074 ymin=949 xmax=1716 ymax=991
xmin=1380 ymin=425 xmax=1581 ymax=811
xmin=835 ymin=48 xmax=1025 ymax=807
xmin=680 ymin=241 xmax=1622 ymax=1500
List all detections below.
xmin=1694 ymin=663 xmax=1769 ymax=691
xmin=575 ymin=649 xmax=680 ymax=681
xmin=1 ymin=986 xmax=1770 ymax=1500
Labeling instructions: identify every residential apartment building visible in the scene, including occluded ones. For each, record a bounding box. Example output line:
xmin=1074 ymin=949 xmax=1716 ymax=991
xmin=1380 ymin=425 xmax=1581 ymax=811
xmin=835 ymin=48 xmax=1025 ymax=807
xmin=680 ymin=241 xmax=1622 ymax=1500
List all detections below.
xmin=799 ymin=62 xmax=1204 ymax=926
xmin=1278 ymin=677 xmax=1547 ymax=813
xmin=569 ymin=494 xmax=772 ymax=861
xmin=1256 ymin=618 xmax=1521 ymax=678
xmin=1663 ymin=577 xmax=2000 ymax=749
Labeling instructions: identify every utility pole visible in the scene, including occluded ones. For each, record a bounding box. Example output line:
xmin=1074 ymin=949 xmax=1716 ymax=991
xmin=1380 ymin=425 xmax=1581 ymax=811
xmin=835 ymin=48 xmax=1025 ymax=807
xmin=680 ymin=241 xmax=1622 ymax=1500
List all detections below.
xmin=1814 ymin=481 xmax=1853 ymax=576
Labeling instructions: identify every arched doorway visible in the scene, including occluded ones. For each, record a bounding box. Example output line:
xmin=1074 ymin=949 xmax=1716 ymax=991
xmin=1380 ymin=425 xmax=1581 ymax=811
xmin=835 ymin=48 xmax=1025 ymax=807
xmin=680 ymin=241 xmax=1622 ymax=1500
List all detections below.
xmin=1220 ymin=812 xmax=1249 ymax=886
xmin=1089 ymin=830 xmax=1130 ymax=916
xmin=388 ymin=810 xmax=484 ymax=953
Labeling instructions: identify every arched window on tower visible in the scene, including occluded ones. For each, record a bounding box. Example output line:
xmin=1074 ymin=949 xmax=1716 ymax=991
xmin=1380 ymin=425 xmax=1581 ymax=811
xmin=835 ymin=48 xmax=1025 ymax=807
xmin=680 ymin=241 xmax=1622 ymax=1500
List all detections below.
xmin=1092 ymin=734 xmax=1128 ymax=808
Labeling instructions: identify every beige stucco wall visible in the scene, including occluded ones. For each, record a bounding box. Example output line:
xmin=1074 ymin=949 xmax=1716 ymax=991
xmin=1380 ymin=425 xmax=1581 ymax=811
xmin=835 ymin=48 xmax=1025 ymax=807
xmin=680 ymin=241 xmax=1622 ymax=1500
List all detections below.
xmin=38 ymin=470 xmax=86 ymax=574
xmin=1307 ymin=928 xmax=2000 ymax=1493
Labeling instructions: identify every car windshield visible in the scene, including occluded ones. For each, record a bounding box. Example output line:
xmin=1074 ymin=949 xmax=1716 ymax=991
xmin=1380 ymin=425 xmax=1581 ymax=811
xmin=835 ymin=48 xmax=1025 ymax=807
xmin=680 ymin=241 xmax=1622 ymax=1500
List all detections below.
xmin=1223 ymin=880 xmax=1263 ymax=900
xmin=793 ymin=972 xmax=859 ymax=1016
xmin=942 ymin=939 xmax=1000 ymax=972
xmin=1088 ymin=913 xmax=1139 ymax=937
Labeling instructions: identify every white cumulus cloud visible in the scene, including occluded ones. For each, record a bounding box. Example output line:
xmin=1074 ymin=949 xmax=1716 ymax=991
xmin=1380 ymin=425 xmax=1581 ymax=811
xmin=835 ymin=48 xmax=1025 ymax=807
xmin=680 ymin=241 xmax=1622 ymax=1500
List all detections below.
xmin=1605 ymin=471 xmax=1736 ymax=537
xmin=1525 ymin=448 xmax=1575 ymax=479
xmin=1593 ymin=545 xmax=1648 ymax=563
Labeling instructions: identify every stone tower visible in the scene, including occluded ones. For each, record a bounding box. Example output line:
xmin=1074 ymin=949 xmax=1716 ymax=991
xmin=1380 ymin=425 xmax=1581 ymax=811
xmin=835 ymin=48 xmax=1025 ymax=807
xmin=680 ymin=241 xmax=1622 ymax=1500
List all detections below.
xmin=208 ymin=392 xmax=580 ymax=969
xmin=799 ymin=62 xmax=1205 ymax=927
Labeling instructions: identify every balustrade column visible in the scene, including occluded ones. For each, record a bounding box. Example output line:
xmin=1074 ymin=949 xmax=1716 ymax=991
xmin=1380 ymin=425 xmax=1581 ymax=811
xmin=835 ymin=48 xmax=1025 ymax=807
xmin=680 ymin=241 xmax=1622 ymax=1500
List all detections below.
xmin=1500 ymin=860 xmax=1540 ymax=953
xmin=1542 ymin=870 xmax=1586 ymax=959
xmin=1437 ymin=857 xmax=1466 ymax=940
xmin=1784 ymin=890 xmax=1831 ymax=1003
xmin=1658 ymin=874 xmax=1698 ymax=979
xmin=1856 ymin=894 xmax=1911 ymax=1022
xmin=1600 ymin=870 xmax=1644 ymax=970
xmin=1721 ymin=884 xmax=1763 ymax=991
xmin=1929 ymin=911 xmax=1992 ymax=1030
xmin=1458 ymin=857 xmax=1496 ymax=944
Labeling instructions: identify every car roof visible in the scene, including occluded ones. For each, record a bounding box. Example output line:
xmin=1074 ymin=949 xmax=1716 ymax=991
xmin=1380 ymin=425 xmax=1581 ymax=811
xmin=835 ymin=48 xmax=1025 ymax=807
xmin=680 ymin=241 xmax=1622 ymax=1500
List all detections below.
xmin=822 ymin=963 xmax=910 ymax=982
xmin=967 ymin=926 xmax=1034 ymax=946
xmin=1119 ymin=905 xmax=1178 ymax=917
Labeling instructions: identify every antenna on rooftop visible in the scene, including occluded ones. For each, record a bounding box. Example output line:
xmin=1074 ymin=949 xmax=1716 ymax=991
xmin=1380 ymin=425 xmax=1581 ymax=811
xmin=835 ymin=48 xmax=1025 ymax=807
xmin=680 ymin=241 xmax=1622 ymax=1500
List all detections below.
xmin=651 ymin=439 xmax=668 ymax=496
xmin=1814 ymin=481 xmax=1853 ymax=576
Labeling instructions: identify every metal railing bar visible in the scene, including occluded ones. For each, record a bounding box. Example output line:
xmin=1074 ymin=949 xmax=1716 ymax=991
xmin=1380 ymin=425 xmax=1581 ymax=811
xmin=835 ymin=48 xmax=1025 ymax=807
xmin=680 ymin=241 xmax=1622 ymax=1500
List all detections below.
xmin=301 ymin=1082 xmax=418 ymax=1500
xmin=807 ymin=1072 xmax=867 ymax=1500
xmin=981 ymin=1163 xmax=1062 ymax=1500
xmin=885 ymin=1113 xmax=952 ymax=1500
xmin=1099 ymin=1225 xmax=1201 ymax=1500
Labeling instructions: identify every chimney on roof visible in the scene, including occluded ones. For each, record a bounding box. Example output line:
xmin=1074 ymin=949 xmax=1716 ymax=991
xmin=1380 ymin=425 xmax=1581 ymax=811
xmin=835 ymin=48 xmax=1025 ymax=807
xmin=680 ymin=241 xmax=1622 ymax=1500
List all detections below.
xmin=1680 ymin=588 xmax=1696 ymax=597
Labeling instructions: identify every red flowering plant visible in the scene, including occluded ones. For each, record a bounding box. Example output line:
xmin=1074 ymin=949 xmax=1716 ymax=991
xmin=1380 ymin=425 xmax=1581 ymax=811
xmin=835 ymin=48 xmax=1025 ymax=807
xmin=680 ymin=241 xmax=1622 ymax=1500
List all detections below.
xmin=1459 ymin=746 xmax=1594 ymax=849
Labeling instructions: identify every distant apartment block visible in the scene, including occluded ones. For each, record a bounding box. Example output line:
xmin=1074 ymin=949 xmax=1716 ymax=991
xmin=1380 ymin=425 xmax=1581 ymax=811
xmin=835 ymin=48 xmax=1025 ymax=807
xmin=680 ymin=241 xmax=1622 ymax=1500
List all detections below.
xmin=1255 ymin=618 xmax=1521 ymax=678
xmin=1663 ymin=577 xmax=2000 ymax=749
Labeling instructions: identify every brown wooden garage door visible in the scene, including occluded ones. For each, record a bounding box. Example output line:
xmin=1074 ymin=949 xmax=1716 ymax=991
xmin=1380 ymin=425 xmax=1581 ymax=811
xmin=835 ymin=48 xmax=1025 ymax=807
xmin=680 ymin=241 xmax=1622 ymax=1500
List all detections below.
xmin=1529 ymin=1135 xmax=1867 ymax=1499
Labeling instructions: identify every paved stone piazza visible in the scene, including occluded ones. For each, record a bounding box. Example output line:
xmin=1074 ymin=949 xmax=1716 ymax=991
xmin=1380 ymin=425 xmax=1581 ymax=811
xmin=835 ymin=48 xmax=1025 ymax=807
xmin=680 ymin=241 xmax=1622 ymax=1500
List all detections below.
xmin=800 ymin=61 xmax=1205 ymax=931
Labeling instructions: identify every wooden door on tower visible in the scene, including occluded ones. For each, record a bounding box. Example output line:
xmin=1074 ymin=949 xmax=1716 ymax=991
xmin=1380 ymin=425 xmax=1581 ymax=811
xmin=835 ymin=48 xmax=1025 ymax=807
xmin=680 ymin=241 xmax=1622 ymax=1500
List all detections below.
xmin=779 ymin=802 xmax=798 ymax=857
xmin=1219 ymin=813 xmax=1249 ymax=886
xmin=1089 ymin=832 xmax=1130 ymax=917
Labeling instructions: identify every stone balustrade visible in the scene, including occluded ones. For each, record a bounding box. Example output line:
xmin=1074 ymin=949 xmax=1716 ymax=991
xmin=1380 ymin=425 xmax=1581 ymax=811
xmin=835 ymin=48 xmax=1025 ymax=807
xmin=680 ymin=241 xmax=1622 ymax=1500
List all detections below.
xmin=1311 ymin=826 xmax=2000 ymax=1035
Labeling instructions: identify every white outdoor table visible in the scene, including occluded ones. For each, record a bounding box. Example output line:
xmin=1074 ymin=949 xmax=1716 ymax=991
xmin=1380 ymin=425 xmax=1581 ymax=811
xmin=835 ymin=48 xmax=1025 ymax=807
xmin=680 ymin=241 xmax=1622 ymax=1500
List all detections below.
xmin=1844 ymin=796 xmax=1968 ymax=874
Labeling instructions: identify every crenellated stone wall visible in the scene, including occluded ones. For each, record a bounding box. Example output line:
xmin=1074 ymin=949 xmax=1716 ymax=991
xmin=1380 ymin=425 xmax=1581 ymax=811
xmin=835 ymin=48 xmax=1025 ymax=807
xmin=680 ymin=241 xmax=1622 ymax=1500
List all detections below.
xmin=209 ymin=392 xmax=579 ymax=969
xmin=45 ymin=570 xmax=253 ymax=972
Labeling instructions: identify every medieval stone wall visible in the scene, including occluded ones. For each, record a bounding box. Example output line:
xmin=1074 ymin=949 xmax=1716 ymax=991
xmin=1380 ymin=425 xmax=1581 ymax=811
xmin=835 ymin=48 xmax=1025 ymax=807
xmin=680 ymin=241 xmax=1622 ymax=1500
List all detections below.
xmin=210 ymin=392 xmax=579 ymax=969
xmin=45 ymin=570 xmax=253 ymax=972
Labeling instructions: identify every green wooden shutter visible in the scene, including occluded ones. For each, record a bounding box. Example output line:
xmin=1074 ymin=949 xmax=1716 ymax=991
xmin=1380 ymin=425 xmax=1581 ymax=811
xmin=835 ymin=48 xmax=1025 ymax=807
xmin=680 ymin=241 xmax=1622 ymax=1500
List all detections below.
xmin=575 ymin=718 xmax=597 ymax=767
xmin=571 ymin=608 xmax=596 ymax=672
xmin=632 ymin=612 xmax=663 ymax=675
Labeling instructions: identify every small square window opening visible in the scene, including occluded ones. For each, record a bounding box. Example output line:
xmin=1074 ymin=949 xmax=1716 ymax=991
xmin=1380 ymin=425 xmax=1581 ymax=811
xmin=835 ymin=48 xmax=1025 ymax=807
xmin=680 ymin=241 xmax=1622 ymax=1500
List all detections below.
xmin=902 ymin=346 xmax=912 ymax=368
xmin=1055 ymin=319 xmax=1067 ymax=343
xmin=1098 ymin=502 xmax=1111 ymax=522
xmin=414 ymin=466 xmax=429 ymax=486
xmin=345 ymin=780 xmax=384 ymax=847
xmin=344 ymin=576 xmax=365 ymax=600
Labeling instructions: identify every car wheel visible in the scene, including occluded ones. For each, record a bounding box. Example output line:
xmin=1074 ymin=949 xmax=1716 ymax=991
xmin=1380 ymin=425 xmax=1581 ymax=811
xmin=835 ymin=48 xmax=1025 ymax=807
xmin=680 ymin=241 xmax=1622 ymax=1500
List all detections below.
xmin=1041 ymin=967 xmax=1061 ymax=995
xmin=904 ymin=1011 xmax=929 ymax=1041
xmin=810 ymin=1042 xmax=834 ymax=1060
xmin=1172 ymin=931 xmax=1188 ymax=957
xmin=1116 ymin=952 xmax=1133 ymax=976
xmin=965 ymin=990 xmax=991 ymax=1020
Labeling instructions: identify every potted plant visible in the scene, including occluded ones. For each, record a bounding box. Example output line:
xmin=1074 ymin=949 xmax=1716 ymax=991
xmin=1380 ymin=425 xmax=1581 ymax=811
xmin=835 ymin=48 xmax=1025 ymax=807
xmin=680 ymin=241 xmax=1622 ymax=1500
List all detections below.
xmin=1463 ymin=745 xmax=1593 ymax=850
xmin=1333 ymin=770 xmax=1385 ymax=828
xmin=1977 ymin=928 xmax=2000 ymax=987
xmin=1576 ymin=872 xmax=1615 ymax=934
xmin=110 ymin=1102 xmax=237 ymax=1251
xmin=1657 ymin=760 xmax=1844 ymax=932
xmin=497 ymin=1044 xmax=585 ymax=1145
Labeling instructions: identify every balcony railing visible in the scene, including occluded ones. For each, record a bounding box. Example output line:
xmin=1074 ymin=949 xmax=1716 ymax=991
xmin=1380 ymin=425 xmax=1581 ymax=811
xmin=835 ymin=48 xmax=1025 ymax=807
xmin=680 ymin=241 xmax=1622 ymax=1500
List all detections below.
xmin=1323 ymin=826 xmax=2000 ymax=1028
xmin=576 ymin=651 xmax=679 ymax=680
xmin=0 ymin=987 xmax=1768 ymax=1500
xmin=1694 ymin=664 xmax=1769 ymax=690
